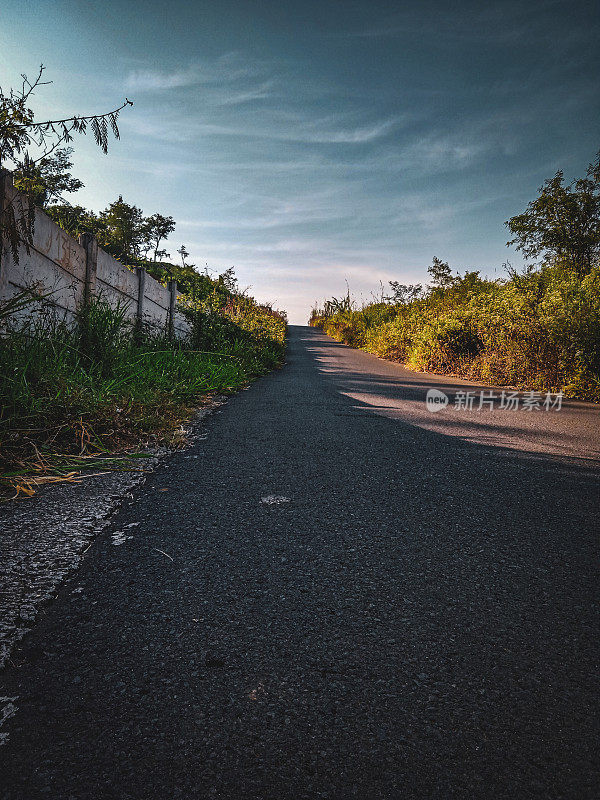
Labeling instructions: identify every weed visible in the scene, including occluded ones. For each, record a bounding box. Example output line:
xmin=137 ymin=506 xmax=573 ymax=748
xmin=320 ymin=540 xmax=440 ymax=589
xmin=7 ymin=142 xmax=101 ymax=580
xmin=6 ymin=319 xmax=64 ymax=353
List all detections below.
xmin=310 ymin=264 xmax=600 ymax=401
xmin=0 ymin=287 xmax=286 ymax=494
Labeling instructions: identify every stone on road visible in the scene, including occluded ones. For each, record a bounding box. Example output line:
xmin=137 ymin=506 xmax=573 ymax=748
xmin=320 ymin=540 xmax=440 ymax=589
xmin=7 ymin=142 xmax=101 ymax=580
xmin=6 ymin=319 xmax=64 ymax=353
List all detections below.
xmin=0 ymin=326 xmax=598 ymax=799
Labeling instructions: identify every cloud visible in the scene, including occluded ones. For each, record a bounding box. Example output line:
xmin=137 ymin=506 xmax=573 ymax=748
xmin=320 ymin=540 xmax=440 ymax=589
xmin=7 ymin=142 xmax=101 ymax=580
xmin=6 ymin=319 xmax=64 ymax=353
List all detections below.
xmin=123 ymin=109 xmax=403 ymax=147
xmin=124 ymin=51 xmax=408 ymax=146
xmin=125 ymin=51 xmax=269 ymax=92
xmin=125 ymin=65 xmax=204 ymax=91
xmin=216 ymin=80 xmax=275 ymax=106
xmin=301 ymin=117 xmax=401 ymax=144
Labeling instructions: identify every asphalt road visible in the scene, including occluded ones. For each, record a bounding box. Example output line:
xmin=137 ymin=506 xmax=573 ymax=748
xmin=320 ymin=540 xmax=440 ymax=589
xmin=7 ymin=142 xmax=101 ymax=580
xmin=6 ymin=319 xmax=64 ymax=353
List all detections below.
xmin=1 ymin=325 xmax=599 ymax=799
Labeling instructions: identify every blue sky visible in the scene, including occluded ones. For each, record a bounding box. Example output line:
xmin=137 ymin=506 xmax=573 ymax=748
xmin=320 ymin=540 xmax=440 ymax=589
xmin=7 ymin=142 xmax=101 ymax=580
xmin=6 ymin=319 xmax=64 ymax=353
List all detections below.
xmin=1 ymin=0 xmax=598 ymax=322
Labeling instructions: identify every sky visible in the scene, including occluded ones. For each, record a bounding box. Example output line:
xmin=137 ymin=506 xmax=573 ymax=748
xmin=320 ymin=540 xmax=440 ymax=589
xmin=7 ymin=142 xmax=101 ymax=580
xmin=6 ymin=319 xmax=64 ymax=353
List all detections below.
xmin=0 ymin=0 xmax=598 ymax=323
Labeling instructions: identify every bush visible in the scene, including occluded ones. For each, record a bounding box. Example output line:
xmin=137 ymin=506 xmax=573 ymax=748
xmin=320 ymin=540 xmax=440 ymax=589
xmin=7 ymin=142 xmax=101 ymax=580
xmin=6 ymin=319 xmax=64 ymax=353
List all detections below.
xmin=310 ymin=263 xmax=600 ymax=401
xmin=0 ymin=277 xmax=287 ymax=480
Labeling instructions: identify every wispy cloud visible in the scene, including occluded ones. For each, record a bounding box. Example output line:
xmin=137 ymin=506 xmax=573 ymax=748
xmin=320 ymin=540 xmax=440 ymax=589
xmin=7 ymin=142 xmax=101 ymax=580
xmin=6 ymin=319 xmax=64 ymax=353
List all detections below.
xmin=124 ymin=51 xmax=408 ymax=145
xmin=124 ymin=109 xmax=404 ymax=146
xmin=216 ymin=80 xmax=275 ymax=106
xmin=299 ymin=117 xmax=401 ymax=144
xmin=126 ymin=65 xmax=203 ymax=91
xmin=125 ymin=51 xmax=269 ymax=92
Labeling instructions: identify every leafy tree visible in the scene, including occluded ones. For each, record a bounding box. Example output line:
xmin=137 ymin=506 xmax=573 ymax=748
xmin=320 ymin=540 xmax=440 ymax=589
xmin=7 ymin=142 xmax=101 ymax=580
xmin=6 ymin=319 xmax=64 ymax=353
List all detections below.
xmin=218 ymin=267 xmax=238 ymax=292
xmin=427 ymin=256 xmax=456 ymax=288
xmin=141 ymin=212 xmax=175 ymax=262
xmin=99 ymin=196 xmax=144 ymax=260
xmin=388 ymin=281 xmax=423 ymax=304
xmin=0 ymin=64 xmax=132 ymax=262
xmin=13 ymin=147 xmax=83 ymax=206
xmin=47 ymin=201 xmax=178 ymax=266
xmin=506 ymin=154 xmax=600 ymax=277
xmin=45 ymin=203 xmax=106 ymax=239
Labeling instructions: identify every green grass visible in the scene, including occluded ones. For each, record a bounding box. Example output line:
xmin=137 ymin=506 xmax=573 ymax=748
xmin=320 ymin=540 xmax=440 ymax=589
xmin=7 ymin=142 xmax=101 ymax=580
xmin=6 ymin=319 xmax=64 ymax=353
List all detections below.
xmin=0 ymin=292 xmax=286 ymax=493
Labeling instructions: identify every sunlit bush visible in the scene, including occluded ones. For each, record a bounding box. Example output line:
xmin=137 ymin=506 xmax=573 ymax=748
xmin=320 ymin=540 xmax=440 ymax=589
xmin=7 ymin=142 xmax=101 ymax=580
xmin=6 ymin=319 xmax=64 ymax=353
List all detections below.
xmin=310 ymin=263 xmax=600 ymax=401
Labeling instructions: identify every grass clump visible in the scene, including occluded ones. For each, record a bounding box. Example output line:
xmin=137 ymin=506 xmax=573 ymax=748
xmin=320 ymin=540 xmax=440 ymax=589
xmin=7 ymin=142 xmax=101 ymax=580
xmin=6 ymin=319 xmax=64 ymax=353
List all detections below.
xmin=0 ymin=277 xmax=286 ymax=494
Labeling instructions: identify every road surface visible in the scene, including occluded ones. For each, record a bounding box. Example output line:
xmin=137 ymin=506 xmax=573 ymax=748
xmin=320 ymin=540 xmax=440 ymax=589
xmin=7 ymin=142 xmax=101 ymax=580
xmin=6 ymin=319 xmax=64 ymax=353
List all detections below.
xmin=1 ymin=325 xmax=599 ymax=799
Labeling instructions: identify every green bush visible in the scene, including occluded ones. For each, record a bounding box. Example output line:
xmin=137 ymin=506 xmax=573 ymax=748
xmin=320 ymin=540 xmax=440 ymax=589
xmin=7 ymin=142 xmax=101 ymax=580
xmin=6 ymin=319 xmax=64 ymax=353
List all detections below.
xmin=311 ymin=263 xmax=600 ymax=401
xmin=0 ymin=279 xmax=286 ymax=478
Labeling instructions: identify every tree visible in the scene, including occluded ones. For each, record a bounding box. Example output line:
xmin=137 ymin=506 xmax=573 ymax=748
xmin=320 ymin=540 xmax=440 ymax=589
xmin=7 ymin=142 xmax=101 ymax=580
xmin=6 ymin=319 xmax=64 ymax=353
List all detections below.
xmin=13 ymin=147 xmax=83 ymax=207
xmin=99 ymin=196 xmax=144 ymax=260
xmin=177 ymin=244 xmax=190 ymax=268
xmin=0 ymin=65 xmax=132 ymax=262
xmin=506 ymin=154 xmax=600 ymax=278
xmin=218 ymin=267 xmax=238 ymax=293
xmin=45 ymin=203 xmax=106 ymax=239
xmin=141 ymin=213 xmax=176 ymax=262
xmin=427 ymin=256 xmax=456 ymax=288
xmin=388 ymin=281 xmax=422 ymax=304
xmin=177 ymin=244 xmax=197 ymax=273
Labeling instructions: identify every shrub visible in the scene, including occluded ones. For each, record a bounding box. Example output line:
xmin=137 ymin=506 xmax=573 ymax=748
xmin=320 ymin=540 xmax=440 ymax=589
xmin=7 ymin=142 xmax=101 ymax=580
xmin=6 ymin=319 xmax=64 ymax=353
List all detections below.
xmin=310 ymin=262 xmax=600 ymax=401
xmin=0 ymin=275 xmax=287 ymax=481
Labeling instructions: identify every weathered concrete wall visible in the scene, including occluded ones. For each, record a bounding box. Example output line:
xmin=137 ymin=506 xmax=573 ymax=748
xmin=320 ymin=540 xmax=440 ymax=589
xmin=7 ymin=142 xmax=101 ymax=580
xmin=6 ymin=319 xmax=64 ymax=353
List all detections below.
xmin=0 ymin=170 xmax=191 ymax=339
xmin=0 ymin=179 xmax=87 ymax=323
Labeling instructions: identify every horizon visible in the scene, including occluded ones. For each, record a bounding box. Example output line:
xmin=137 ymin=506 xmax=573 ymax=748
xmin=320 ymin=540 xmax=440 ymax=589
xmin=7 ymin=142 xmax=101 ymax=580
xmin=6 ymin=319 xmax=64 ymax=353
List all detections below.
xmin=1 ymin=0 xmax=598 ymax=323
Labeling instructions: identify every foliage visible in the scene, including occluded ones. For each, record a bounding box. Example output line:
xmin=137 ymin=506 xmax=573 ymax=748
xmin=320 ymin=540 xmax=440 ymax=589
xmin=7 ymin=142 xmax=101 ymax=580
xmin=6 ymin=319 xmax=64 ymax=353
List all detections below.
xmin=177 ymin=244 xmax=191 ymax=267
xmin=141 ymin=213 xmax=176 ymax=262
xmin=43 ymin=203 xmax=107 ymax=239
xmin=427 ymin=256 xmax=456 ymax=288
xmin=179 ymin=272 xmax=287 ymax=371
xmin=310 ymin=260 xmax=600 ymax=401
xmin=0 ymin=65 xmax=132 ymax=261
xmin=311 ymin=154 xmax=600 ymax=401
xmin=13 ymin=147 xmax=83 ymax=207
xmin=506 ymin=154 xmax=600 ymax=278
xmin=97 ymin=195 xmax=145 ymax=260
xmin=0 ymin=278 xmax=286 ymax=485
xmin=46 ymin=196 xmax=181 ymax=270
xmin=387 ymin=281 xmax=423 ymax=304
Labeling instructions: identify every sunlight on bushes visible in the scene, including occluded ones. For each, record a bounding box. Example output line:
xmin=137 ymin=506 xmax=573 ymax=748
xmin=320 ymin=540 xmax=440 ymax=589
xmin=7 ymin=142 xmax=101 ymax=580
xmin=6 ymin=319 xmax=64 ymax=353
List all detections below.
xmin=310 ymin=263 xmax=600 ymax=401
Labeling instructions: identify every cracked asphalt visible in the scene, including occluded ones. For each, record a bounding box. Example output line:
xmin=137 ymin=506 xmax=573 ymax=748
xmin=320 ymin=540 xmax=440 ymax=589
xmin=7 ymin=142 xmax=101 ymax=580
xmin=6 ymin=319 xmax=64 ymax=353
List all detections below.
xmin=0 ymin=325 xmax=599 ymax=799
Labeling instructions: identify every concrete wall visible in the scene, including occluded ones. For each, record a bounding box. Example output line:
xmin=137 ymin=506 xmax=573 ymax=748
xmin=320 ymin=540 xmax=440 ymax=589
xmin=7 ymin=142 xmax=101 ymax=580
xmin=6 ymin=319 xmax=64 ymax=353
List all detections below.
xmin=0 ymin=170 xmax=191 ymax=339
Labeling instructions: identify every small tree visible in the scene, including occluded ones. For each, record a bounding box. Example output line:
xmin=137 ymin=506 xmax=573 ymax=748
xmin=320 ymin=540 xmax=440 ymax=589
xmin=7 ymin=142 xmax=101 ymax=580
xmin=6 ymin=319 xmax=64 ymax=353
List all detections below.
xmin=427 ymin=256 xmax=456 ymax=288
xmin=388 ymin=281 xmax=422 ymax=304
xmin=506 ymin=154 xmax=600 ymax=278
xmin=13 ymin=147 xmax=83 ymax=207
xmin=0 ymin=65 xmax=132 ymax=262
xmin=45 ymin=203 xmax=106 ymax=239
xmin=141 ymin=213 xmax=176 ymax=262
xmin=99 ymin=196 xmax=144 ymax=261
xmin=218 ymin=267 xmax=238 ymax=293
xmin=177 ymin=244 xmax=190 ymax=268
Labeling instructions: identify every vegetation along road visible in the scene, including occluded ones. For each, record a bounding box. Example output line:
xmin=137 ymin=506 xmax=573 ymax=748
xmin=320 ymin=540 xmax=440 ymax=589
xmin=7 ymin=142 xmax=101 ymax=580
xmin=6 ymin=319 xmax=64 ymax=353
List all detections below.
xmin=1 ymin=326 xmax=599 ymax=799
